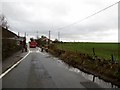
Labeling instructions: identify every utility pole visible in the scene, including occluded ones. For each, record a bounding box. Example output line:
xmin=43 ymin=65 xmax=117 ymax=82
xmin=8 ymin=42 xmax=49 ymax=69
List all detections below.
xmin=48 ymin=30 xmax=51 ymax=49
xmin=18 ymin=32 xmax=19 ymax=38
xmin=58 ymin=32 xmax=60 ymax=41
xmin=25 ymin=32 xmax=26 ymax=38
xmin=36 ymin=31 xmax=38 ymax=39
xmin=49 ymin=30 xmax=51 ymax=44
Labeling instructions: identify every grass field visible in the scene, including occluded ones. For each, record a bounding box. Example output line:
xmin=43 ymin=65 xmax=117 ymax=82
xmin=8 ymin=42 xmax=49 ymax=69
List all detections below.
xmin=56 ymin=42 xmax=120 ymax=61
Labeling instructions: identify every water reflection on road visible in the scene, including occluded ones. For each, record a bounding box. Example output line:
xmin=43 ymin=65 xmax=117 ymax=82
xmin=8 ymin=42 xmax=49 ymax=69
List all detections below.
xmin=39 ymin=47 xmax=118 ymax=88
xmin=28 ymin=47 xmax=119 ymax=88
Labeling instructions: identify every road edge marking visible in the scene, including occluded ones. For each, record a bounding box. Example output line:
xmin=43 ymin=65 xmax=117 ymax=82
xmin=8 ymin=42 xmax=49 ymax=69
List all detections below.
xmin=0 ymin=51 xmax=30 ymax=79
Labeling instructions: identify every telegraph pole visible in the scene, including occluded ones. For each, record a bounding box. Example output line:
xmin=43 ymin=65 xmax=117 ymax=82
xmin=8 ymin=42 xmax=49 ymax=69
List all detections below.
xmin=25 ymin=32 xmax=26 ymax=38
xmin=36 ymin=31 xmax=38 ymax=39
xmin=58 ymin=32 xmax=60 ymax=41
xmin=48 ymin=30 xmax=51 ymax=49
xmin=49 ymin=30 xmax=50 ymax=44
xmin=18 ymin=32 xmax=19 ymax=38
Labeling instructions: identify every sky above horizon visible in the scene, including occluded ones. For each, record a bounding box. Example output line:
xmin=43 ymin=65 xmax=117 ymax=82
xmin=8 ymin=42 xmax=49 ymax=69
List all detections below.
xmin=0 ymin=0 xmax=119 ymax=42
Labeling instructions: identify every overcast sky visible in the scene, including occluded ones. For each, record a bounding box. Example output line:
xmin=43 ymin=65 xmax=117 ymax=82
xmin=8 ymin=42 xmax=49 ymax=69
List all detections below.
xmin=0 ymin=0 xmax=119 ymax=42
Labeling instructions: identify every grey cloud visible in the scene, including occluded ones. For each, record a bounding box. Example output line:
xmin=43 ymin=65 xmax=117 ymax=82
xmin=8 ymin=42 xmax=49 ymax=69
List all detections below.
xmin=1 ymin=0 xmax=118 ymax=42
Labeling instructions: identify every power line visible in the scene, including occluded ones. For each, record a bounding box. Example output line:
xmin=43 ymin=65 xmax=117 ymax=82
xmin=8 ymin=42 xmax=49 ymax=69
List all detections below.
xmin=56 ymin=1 xmax=119 ymax=30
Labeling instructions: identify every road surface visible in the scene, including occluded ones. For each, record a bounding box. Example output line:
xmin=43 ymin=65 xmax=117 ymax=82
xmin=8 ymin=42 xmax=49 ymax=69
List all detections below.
xmin=2 ymin=47 xmax=102 ymax=88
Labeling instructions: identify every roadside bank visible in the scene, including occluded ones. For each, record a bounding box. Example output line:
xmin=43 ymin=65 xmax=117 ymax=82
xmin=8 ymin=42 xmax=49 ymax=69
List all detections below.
xmin=48 ymin=44 xmax=120 ymax=87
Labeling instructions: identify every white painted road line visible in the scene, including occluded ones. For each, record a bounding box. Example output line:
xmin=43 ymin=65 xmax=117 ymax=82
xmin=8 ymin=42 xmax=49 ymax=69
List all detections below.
xmin=0 ymin=51 xmax=30 ymax=79
xmin=0 ymin=48 xmax=46 ymax=79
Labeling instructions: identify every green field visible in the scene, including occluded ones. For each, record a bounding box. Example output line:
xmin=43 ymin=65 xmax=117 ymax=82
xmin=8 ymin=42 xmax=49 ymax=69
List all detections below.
xmin=56 ymin=42 xmax=120 ymax=61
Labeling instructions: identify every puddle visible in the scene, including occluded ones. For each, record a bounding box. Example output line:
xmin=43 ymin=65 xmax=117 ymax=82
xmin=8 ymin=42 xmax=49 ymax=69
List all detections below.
xmin=54 ymin=57 xmax=119 ymax=88
xmin=40 ymin=52 xmax=119 ymax=88
xmin=68 ymin=66 xmax=118 ymax=88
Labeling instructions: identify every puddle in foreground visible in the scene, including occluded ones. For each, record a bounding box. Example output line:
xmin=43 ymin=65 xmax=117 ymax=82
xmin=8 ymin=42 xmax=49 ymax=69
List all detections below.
xmin=68 ymin=67 xmax=118 ymax=88
xmin=55 ymin=58 xmax=118 ymax=88
xmin=44 ymin=53 xmax=119 ymax=88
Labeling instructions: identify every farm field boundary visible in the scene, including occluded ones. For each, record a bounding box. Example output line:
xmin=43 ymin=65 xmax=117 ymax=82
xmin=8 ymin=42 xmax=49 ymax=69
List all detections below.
xmin=48 ymin=42 xmax=120 ymax=87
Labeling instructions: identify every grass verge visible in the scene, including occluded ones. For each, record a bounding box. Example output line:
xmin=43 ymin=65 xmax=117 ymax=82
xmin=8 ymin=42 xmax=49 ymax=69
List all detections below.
xmin=48 ymin=43 xmax=120 ymax=87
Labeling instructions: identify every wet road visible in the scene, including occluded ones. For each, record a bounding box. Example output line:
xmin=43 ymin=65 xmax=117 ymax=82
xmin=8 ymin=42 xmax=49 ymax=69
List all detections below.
xmin=2 ymin=47 xmax=102 ymax=88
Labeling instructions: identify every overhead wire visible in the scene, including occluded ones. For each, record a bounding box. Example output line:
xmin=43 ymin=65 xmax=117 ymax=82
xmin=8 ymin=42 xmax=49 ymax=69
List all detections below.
xmin=56 ymin=1 xmax=120 ymax=30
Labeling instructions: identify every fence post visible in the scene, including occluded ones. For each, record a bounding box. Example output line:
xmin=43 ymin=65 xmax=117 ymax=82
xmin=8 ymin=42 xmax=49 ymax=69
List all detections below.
xmin=93 ymin=48 xmax=95 ymax=56
xmin=111 ymin=54 xmax=114 ymax=63
xmin=93 ymin=75 xmax=95 ymax=82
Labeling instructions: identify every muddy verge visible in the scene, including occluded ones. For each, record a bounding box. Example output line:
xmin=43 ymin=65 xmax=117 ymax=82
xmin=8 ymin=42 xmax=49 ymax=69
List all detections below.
xmin=48 ymin=44 xmax=120 ymax=87
xmin=2 ymin=50 xmax=24 ymax=73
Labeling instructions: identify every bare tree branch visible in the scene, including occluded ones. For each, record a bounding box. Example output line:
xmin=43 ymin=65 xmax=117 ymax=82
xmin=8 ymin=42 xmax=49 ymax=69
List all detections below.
xmin=0 ymin=14 xmax=9 ymax=29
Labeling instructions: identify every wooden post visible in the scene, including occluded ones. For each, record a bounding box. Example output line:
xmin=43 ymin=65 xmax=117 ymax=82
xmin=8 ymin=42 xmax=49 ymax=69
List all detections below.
xmin=48 ymin=30 xmax=50 ymax=49
xmin=93 ymin=75 xmax=95 ymax=82
xmin=111 ymin=54 xmax=114 ymax=63
xmin=93 ymin=48 xmax=95 ymax=56
xmin=18 ymin=32 xmax=19 ymax=38
xmin=58 ymin=32 xmax=60 ymax=41
xmin=111 ymin=83 xmax=113 ymax=88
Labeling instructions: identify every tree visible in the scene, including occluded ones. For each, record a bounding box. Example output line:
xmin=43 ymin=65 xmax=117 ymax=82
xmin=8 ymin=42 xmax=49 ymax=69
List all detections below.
xmin=53 ymin=39 xmax=59 ymax=43
xmin=30 ymin=38 xmax=34 ymax=41
xmin=0 ymin=14 xmax=9 ymax=29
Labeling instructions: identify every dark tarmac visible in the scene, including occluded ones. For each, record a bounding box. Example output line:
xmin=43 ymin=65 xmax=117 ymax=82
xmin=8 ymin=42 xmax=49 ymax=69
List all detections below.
xmin=2 ymin=47 xmax=102 ymax=88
